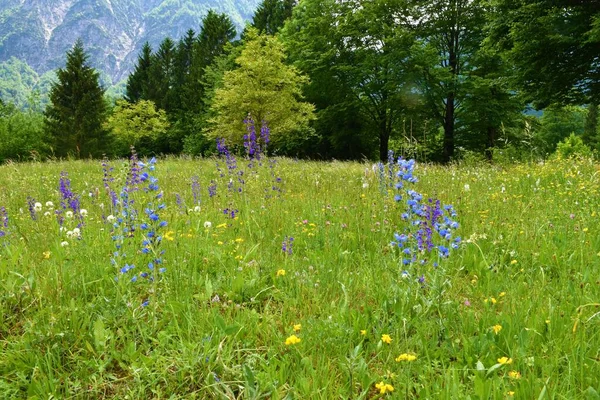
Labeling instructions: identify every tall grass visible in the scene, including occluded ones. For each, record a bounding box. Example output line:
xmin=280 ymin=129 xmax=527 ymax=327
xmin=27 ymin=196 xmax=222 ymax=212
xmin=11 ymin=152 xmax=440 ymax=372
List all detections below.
xmin=0 ymin=155 xmax=598 ymax=399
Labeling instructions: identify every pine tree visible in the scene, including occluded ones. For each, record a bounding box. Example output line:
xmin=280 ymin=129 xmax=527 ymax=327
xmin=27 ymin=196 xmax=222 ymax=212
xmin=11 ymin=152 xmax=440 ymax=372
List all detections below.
xmin=173 ymin=29 xmax=196 ymax=113
xmin=192 ymin=11 xmax=236 ymax=78
xmin=44 ymin=39 xmax=110 ymax=158
xmin=252 ymin=0 xmax=296 ymax=35
xmin=147 ymin=37 xmax=176 ymax=113
xmin=126 ymin=42 xmax=153 ymax=103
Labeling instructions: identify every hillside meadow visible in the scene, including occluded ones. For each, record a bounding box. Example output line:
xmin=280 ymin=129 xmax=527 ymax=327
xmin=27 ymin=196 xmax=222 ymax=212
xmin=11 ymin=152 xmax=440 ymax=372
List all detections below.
xmin=0 ymin=154 xmax=599 ymax=399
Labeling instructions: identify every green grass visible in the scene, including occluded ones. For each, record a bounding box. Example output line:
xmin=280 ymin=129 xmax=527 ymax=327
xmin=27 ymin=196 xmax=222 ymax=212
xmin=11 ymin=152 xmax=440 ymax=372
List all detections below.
xmin=0 ymin=155 xmax=599 ymax=399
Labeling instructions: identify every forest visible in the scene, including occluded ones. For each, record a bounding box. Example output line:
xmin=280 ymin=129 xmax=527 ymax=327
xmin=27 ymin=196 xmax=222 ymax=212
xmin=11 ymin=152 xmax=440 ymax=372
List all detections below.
xmin=1 ymin=0 xmax=599 ymax=163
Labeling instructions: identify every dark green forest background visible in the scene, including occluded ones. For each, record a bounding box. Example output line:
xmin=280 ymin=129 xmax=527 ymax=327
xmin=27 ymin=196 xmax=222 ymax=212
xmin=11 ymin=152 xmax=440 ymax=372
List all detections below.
xmin=1 ymin=0 xmax=599 ymax=163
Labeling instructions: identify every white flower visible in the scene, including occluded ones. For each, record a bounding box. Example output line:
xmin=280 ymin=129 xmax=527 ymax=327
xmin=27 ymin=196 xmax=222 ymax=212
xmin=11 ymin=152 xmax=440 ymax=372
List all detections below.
xmin=66 ymin=230 xmax=74 ymax=238
xmin=45 ymin=201 xmax=54 ymax=208
xmin=362 ymin=182 xmax=369 ymax=189
xmin=73 ymin=228 xmax=81 ymax=237
xmin=65 ymin=211 xmax=73 ymax=218
xmin=44 ymin=211 xmax=51 ymax=217
xmin=204 ymin=221 xmax=212 ymax=229
xmin=463 ymin=184 xmax=470 ymax=192
xmin=60 ymin=241 xmax=69 ymax=247
xmin=99 ymin=203 xmax=105 ymax=209
xmin=80 ymin=209 xmax=88 ymax=217
xmin=106 ymin=215 xmax=116 ymax=223
xmin=194 ymin=205 xmax=201 ymax=213
xmin=34 ymin=202 xmax=42 ymax=212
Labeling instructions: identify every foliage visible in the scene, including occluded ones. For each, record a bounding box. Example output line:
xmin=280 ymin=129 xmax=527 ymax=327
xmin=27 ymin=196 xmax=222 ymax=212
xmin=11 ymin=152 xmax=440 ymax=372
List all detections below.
xmin=534 ymin=105 xmax=587 ymax=155
xmin=126 ymin=42 xmax=153 ymax=103
xmin=555 ymin=133 xmax=593 ymax=159
xmin=206 ymin=28 xmax=315 ymax=154
xmin=105 ymin=100 xmax=170 ymax=157
xmin=251 ymin=0 xmax=295 ymax=35
xmin=0 ymin=101 xmax=47 ymax=162
xmin=488 ymin=0 xmax=600 ymax=107
xmin=44 ymin=40 xmax=111 ymax=159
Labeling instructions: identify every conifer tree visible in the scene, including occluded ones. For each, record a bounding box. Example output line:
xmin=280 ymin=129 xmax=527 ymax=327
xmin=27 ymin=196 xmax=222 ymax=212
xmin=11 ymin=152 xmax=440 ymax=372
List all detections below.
xmin=147 ymin=37 xmax=176 ymax=113
xmin=173 ymin=29 xmax=196 ymax=113
xmin=126 ymin=42 xmax=153 ymax=103
xmin=44 ymin=39 xmax=110 ymax=158
xmin=195 ymin=11 xmax=237 ymax=71
xmin=252 ymin=0 xmax=296 ymax=35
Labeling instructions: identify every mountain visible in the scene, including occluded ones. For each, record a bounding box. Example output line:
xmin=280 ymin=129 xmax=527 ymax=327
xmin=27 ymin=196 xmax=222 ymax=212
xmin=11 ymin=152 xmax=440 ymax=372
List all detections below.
xmin=0 ymin=0 xmax=260 ymax=84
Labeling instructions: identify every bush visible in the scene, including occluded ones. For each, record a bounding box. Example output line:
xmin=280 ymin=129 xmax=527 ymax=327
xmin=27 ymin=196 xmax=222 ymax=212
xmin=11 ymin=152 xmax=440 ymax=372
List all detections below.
xmin=554 ymin=133 xmax=593 ymax=159
xmin=0 ymin=103 xmax=48 ymax=162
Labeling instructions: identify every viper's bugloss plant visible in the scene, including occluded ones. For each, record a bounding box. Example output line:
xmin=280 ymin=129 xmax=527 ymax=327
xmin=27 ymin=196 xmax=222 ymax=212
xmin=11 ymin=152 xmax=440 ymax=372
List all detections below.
xmin=110 ymin=153 xmax=168 ymax=300
xmin=389 ymin=157 xmax=460 ymax=279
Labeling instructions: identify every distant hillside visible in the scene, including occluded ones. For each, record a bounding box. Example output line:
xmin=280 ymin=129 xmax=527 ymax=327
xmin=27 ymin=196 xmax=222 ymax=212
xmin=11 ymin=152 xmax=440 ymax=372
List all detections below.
xmin=0 ymin=0 xmax=259 ymax=84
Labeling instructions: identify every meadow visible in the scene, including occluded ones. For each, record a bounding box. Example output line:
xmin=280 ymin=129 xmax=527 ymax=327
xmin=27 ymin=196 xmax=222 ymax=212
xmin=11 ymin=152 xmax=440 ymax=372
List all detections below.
xmin=0 ymin=150 xmax=599 ymax=399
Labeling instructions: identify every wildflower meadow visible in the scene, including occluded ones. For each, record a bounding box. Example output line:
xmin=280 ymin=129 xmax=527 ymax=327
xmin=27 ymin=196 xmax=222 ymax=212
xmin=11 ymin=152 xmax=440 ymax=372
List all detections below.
xmin=0 ymin=144 xmax=599 ymax=398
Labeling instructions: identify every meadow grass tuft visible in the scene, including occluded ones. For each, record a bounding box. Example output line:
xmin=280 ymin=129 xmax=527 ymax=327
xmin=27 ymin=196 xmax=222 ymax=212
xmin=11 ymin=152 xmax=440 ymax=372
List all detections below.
xmin=0 ymin=155 xmax=599 ymax=399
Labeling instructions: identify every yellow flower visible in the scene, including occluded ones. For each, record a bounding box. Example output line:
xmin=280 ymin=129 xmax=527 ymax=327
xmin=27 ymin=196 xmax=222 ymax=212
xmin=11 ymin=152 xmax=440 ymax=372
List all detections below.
xmin=381 ymin=334 xmax=392 ymax=344
xmin=395 ymin=353 xmax=417 ymax=362
xmin=499 ymin=292 xmax=506 ymax=297
xmin=507 ymin=391 xmax=515 ymax=396
xmin=491 ymin=297 xmax=497 ymax=305
xmin=492 ymin=324 xmax=502 ymax=334
xmin=235 ymin=238 xmax=244 ymax=243
xmin=510 ymin=260 xmax=518 ymax=265
xmin=583 ymin=227 xmax=589 ymax=232
xmin=498 ymin=357 xmax=513 ymax=365
xmin=293 ymin=324 xmax=302 ymax=332
xmin=164 ymin=230 xmax=175 ymax=241
xmin=276 ymin=269 xmax=286 ymax=277
xmin=216 ymin=223 xmax=227 ymax=229
xmin=508 ymin=370 xmax=521 ymax=379
xmin=217 ymin=241 xmax=224 ymax=245
xmin=360 ymin=330 xmax=367 ymax=336
xmin=285 ymin=335 xmax=301 ymax=345
xmin=43 ymin=251 xmax=51 ymax=259
xmin=375 ymin=381 xmax=394 ymax=395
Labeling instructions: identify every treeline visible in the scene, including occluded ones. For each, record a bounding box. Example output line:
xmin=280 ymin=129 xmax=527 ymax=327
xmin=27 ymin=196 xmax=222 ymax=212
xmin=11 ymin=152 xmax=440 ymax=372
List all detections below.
xmin=1 ymin=0 xmax=600 ymax=163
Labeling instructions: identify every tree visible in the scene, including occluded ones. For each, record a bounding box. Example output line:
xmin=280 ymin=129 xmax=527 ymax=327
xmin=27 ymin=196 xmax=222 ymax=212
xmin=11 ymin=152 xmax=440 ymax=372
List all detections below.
xmin=0 ymin=100 xmax=47 ymax=162
xmin=336 ymin=0 xmax=420 ymax=161
xmin=172 ymin=29 xmax=196 ymax=114
xmin=458 ymin=47 xmax=524 ymax=160
xmin=488 ymin=0 xmax=600 ymax=108
xmin=179 ymin=12 xmax=236 ymax=137
xmin=252 ymin=0 xmax=296 ymax=35
xmin=146 ymin=37 xmax=176 ymax=113
xmin=414 ymin=0 xmax=488 ymax=163
xmin=282 ymin=0 xmax=420 ymax=161
xmin=126 ymin=42 xmax=153 ymax=103
xmin=105 ymin=100 xmax=169 ymax=156
xmin=193 ymin=11 xmax=237 ymax=78
xmin=535 ymin=105 xmax=587 ymax=154
xmin=44 ymin=39 xmax=110 ymax=158
xmin=206 ymin=28 xmax=315 ymax=152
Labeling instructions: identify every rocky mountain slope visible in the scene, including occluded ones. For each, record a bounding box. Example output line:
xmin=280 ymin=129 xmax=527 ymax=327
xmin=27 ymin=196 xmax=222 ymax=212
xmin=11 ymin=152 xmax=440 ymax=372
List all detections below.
xmin=0 ymin=0 xmax=259 ymax=83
